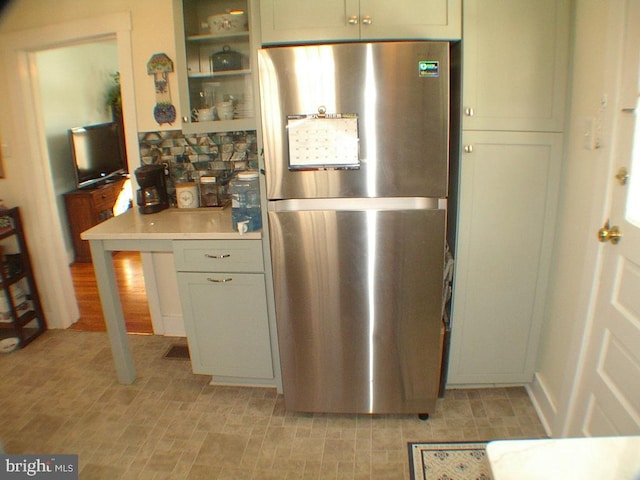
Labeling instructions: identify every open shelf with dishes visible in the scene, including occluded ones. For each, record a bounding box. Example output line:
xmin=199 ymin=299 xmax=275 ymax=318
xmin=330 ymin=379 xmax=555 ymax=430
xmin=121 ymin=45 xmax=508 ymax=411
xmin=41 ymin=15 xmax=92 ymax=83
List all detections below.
xmin=0 ymin=207 xmax=47 ymax=352
xmin=175 ymin=0 xmax=258 ymax=134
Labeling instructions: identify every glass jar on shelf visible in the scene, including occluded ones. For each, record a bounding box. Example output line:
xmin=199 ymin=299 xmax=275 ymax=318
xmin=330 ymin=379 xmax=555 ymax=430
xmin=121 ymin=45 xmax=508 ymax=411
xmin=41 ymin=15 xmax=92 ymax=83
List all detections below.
xmin=199 ymin=174 xmax=230 ymax=207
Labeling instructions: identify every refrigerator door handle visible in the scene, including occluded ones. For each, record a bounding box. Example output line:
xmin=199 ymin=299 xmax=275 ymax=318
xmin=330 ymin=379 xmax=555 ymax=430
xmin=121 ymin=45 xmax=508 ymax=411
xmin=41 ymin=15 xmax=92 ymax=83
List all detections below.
xmin=268 ymin=197 xmax=446 ymax=212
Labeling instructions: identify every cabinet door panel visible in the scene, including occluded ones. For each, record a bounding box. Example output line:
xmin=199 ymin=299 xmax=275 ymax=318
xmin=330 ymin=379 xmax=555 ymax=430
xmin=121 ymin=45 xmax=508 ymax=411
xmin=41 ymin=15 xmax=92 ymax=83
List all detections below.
xmin=173 ymin=0 xmax=258 ymax=133
xmin=462 ymin=0 xmax=569 ymax=132
xmin=361 ymin=0 xmax=460 ymax=40
xmin=448 ymin=131 xmax=562 ymax=384
xmin=261 ymin=0 xmax=359 ymax=44
xmin=178 ymin=272 xmax=274 ymax=379
xmin=260 ymin=0 xmax=460 ymax=45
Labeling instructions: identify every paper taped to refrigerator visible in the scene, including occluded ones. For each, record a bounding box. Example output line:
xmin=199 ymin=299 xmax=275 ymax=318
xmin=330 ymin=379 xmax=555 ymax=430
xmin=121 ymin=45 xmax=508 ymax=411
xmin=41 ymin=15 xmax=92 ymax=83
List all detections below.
xmin=286 ymin=114 xmax=359 ymax=170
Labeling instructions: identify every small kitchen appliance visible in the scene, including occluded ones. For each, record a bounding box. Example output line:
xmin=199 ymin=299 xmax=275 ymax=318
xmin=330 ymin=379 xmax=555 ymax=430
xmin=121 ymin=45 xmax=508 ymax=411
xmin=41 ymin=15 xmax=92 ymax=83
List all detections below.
xmin=134 ymin=164 xmax=169 ymax=214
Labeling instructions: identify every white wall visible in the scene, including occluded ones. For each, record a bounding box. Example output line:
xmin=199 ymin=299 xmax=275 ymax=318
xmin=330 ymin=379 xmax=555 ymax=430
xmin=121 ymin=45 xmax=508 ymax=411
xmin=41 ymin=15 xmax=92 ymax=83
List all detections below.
xmin=0 ymin=0 xmax=179 ymax=328
xmin=0 ymin=0 xmax=178 ymax=135
xmin=531 ymin=0 xmax=626 ymax=436
xmin=35 ymin=40 xmax=118 ymax=258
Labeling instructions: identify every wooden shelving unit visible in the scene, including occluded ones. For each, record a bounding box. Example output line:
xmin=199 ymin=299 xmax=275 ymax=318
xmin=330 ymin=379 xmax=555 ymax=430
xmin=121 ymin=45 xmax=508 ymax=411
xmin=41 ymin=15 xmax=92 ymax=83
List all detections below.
xmin=0 ymin=207 xmax=47 ymax=349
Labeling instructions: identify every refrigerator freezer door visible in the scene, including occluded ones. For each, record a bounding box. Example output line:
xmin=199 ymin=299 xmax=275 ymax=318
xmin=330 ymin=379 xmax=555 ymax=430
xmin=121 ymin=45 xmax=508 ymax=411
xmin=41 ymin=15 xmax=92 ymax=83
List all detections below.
xmin=259 ymin=41 xmax=450 ymax=199
xmin=268 ymin=204 xmax=446 ymax=414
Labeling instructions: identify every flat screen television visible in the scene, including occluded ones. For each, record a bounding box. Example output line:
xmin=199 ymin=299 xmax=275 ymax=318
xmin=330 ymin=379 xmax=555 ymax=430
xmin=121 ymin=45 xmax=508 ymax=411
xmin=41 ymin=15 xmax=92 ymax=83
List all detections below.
xmin=69 ymin=122 xmax=128 ymax=189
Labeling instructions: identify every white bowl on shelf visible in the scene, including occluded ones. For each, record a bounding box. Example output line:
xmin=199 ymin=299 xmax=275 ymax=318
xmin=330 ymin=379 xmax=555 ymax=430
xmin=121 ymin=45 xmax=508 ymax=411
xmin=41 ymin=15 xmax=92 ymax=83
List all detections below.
xmin=0 ymin=337 xmax=20 ymax=353
xmin=207 ymin=12 xmax=247 ymax=34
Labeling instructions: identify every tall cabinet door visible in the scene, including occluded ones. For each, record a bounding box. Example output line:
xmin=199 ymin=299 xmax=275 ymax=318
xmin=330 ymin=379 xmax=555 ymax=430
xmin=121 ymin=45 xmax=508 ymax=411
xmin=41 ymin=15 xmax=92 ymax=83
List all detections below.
xmin=448 ymin=131 xmax=562 ymax=384
xmin=462 ymin=0 xmax=570 ymax=132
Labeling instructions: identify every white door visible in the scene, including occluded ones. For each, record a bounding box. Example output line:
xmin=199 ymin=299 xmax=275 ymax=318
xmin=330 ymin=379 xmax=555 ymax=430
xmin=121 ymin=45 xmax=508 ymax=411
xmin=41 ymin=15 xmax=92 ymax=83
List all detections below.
xmin=568 ymin=1 xmax=640 ymax=436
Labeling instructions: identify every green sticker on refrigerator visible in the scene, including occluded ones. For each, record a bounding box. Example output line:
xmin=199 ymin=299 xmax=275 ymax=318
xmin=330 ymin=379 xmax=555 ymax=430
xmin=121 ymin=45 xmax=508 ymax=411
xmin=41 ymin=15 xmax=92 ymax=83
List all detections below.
xmin=419 ymin=60 xmax=439 ymax=77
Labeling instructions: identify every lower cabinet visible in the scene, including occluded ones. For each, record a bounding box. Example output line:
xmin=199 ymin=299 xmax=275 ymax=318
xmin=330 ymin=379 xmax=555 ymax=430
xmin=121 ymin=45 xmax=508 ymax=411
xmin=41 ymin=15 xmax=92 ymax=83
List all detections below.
xmin=173 ymin=240 xmax=274 ymax=383
xmin=447 ymin=131 xmax=562 ymax=385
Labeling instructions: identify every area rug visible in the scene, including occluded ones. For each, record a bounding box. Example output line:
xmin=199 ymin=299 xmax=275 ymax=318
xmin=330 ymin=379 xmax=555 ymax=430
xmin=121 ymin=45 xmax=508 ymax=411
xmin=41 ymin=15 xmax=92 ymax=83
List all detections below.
xmin=408 ymin=442 xmax=491 ymax=480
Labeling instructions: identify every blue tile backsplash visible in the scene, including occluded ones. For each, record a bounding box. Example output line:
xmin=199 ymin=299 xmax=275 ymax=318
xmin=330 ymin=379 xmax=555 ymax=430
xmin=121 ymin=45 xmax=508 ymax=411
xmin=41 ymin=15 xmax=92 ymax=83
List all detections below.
xmin=137 ymin=130 xmax=258 ymax=203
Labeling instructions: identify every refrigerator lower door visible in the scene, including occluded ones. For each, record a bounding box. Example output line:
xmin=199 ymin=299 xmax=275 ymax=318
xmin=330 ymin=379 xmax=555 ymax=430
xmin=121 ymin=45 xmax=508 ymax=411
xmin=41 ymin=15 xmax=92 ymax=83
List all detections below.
xmin=268 ymin=199 xmax=446 ymax=414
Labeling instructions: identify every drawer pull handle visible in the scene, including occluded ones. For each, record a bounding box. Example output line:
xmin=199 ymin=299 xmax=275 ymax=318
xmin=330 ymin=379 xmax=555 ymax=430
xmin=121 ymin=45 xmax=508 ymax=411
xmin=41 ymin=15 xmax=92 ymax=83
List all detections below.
xmin=205 ymin=253 xmax=230 ymax=259
xmin=207 ymin=277 xmax=233 ymax=283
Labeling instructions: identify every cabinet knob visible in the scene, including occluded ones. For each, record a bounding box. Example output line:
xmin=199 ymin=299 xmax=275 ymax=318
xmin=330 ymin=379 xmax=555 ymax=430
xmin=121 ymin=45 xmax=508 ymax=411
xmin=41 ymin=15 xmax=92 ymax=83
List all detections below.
xmin=348 ymin=15 xmax=359 ymax=25
xmin=464 ymin=107 xmax=475 ymax=117
xmin=464 ymin=145 xmax=473 ymax=153
xmin=361 ymin=15 xmax=372 ymax=25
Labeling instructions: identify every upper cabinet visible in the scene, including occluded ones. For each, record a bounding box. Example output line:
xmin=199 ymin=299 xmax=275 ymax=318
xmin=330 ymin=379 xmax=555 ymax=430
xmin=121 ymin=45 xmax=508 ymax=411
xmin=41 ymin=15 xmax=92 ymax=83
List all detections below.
xmin=173 ymin=0 xmax=261 ymax=134
xmin=260 ymin=0 xmax=461 ymax=45
xmin=462 ymin=0 xmax=570 ymax=132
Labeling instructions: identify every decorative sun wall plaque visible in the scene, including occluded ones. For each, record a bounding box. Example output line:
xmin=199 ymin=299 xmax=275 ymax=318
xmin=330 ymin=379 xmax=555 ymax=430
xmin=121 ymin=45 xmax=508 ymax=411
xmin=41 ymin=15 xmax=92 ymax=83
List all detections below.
xmin=147 ymin=53 xmax=177 ymax=125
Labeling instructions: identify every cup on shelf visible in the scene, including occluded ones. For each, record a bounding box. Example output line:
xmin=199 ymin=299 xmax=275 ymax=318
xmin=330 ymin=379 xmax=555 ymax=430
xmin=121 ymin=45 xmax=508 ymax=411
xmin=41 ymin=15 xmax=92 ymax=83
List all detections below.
xmin=192 ymin=107 xmax=216 ymax=122
xmin=216 ymin=101 xmax=234 ymax=120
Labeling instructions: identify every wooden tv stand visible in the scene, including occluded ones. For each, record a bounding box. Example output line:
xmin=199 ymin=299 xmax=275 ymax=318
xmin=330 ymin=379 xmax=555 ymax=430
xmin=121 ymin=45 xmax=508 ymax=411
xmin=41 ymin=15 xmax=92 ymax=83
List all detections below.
xmin=64 ymin=177 xmax=129 ymax=263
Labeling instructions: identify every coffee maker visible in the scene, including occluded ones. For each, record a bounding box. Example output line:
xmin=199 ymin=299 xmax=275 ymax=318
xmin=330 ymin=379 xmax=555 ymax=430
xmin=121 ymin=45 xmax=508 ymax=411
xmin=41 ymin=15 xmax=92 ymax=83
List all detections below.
xmin=135 ymin=164 xmax=169 ymax=214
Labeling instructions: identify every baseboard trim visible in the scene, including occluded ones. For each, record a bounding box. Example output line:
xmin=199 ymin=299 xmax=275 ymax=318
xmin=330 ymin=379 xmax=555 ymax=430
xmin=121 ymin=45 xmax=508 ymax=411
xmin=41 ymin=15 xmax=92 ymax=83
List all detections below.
xmin=158 ymin=314 xmax=186 ymax=337
xmin=527 ymin=372 xmax=557 ymax=437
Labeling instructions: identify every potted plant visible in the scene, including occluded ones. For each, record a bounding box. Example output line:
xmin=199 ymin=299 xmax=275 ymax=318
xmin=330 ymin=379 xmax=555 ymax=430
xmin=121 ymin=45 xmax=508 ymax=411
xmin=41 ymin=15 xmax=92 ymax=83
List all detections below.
xmin=105 ymin=72 xmax=122 ymax=123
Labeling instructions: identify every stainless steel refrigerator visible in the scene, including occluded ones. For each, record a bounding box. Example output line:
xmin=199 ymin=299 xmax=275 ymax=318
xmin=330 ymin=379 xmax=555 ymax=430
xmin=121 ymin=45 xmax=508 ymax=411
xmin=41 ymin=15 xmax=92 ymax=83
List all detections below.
xmin=259 ymin=41 xmax=451 ymax=415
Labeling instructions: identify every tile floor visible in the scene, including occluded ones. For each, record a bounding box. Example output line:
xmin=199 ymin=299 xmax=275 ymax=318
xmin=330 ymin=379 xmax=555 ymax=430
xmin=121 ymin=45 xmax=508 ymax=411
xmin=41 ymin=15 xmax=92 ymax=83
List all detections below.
xmin=0 ymin=331 xmax=547 ymax=479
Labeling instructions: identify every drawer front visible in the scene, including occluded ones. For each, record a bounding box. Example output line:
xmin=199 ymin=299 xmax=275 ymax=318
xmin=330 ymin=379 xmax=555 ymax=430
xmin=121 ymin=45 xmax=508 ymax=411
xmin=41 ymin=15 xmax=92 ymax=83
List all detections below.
xmin=173 ymin=240 xmax=264 ymax=272
xmin=91 ymin=188 xmax=118 ymax=212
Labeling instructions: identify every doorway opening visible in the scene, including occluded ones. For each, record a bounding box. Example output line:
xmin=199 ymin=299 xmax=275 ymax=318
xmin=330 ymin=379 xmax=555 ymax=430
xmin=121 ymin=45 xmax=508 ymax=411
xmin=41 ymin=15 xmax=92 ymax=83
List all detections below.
xmin=31 ymin=38 xmax=153 ymax=334
xmin=6 ymin=13 xmax=153 ymax=333
xmin=69 ymin=252 xmax=152 ymax=334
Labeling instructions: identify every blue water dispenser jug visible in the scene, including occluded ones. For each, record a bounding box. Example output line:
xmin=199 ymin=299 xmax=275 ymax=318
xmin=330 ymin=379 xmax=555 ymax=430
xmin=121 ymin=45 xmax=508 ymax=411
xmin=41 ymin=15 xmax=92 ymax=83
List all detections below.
xmin=230 ymin=171 xmax=262 ymax=234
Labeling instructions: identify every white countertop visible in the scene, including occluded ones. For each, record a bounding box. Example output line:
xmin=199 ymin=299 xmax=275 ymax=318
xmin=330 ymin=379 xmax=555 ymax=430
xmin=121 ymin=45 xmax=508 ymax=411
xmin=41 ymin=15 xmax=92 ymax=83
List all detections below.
xmin=81 ymin=207 xmax=262 ymax=241
xmin=487 ymin=436 xmax=640 ymax=479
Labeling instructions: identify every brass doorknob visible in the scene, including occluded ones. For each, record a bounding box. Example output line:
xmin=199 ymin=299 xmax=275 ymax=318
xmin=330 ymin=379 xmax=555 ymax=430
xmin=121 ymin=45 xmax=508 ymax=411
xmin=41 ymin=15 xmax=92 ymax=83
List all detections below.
xmin=597 ymin=220 xmax=622 ymax=244
xmin=615 ymin=167 xmax=629 ymax=186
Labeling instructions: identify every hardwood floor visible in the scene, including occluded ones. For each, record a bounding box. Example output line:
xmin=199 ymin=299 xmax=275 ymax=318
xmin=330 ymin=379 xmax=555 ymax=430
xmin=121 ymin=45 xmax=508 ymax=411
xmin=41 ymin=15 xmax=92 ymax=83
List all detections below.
xmin=68 ymin=251 xmax=153 ymax=334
